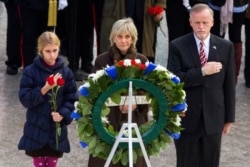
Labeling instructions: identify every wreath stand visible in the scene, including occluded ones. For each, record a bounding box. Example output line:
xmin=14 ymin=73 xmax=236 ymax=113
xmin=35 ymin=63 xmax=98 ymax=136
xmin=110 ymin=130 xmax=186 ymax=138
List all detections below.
xmin=104 ymin=81 xmax=151 ymax=167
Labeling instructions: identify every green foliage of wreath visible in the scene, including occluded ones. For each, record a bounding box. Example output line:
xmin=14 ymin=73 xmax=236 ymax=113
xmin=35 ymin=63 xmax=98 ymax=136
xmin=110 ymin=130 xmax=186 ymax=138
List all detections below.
xmin=73 ymin=59 xmax=187 ymax=165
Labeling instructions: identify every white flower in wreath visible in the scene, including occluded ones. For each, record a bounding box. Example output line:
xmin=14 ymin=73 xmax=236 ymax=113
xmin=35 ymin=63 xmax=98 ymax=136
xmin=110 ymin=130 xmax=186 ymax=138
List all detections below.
xmin=165 ymin=71 xmax=172 ymax=79
xmin=134 ymin=59 xmax=141 ymax=64
xmin=155 ymin=64 xmax=167 ymax=72
xmin=181 ymin=90 xmax=186 ymax=99
xmin=88 ymin=69 xmax=105 ymax=81
xmin=174 ymin=115 xmax=182 ymax=127
xmin=74 ymin=101 xmax=79 ymax=109
xmin=123 ymin=59 xmax=132 ymax=66
xmin=101 ymin=117 xmax=109 ymax=124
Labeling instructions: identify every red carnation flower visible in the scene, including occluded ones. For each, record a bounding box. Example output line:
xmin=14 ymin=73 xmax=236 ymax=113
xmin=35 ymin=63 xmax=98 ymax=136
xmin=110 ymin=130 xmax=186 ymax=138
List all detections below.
xmin=147 ymin=6 xmax=163 ymax=16
xmin=147 ymin=6 xmax=164 ymax=27
xmin=47 ymin=76 xmax=55 ymax=85
xmin=140 ymin=64 xmax=146 ymax=70
xmin=118 ymin=60 xmax=124 ymax=67
xmin=131 ymin=59 xmax=137 ymax=66
xmin=57 ymin=78 xmax=65 ymax=86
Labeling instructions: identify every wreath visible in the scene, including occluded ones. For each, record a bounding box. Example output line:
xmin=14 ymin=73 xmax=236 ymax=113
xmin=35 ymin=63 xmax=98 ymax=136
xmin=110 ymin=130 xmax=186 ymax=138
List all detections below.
xmin=71 ymin=59 xmax=187 ymax=165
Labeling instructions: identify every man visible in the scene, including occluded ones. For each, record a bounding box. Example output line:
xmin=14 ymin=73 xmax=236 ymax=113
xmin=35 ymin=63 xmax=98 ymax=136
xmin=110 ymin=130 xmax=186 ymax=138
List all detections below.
xmin=244 ymin=0 xmax=250 ymax=88
xmin=67 ymin=0 xmax=95 ymax=81
xmin=165 ymin=0 xmax=210 ymax=43
xmin=4 ymin=0 xmax=22 ymax=75
xmin=165 ymin=0 xmax=192 ymax=42
xmin=167 ymin=3 xmax=235 ymax=167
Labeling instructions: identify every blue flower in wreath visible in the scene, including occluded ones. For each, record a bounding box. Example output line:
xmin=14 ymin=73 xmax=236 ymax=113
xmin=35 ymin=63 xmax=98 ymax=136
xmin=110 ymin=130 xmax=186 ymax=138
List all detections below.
xmin=171 ymin=102 xmax=187 ymax=112
xmin=71 ymin=110 xmax=82 ymax=120
xmin=171 ymin=75 xmax=180 ymax=84
xmin=105 ymin=66 xmax=118 ymax=80
xmin=79 ymin=141 xmax=88 ymax=148
xmin=79 ymin=86 xmax=89 ymax=97
xmin=166 ymin=131 xmax=181 ymax=139
xmin=144 ymin=62 xmax=157 ymax=75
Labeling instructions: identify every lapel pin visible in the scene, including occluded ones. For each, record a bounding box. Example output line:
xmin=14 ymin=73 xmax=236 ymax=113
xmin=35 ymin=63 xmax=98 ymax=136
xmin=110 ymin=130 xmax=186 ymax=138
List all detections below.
xmin=213 ymin=46 xmax=217 ymax=49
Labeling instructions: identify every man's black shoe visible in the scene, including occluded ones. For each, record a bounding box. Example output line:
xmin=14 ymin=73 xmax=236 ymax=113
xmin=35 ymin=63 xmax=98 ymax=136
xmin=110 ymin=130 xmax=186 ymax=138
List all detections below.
xmin=74 ymin=72 xmax=88 ymax=81
xmin=82 ymin=64 xmax=93 ymax=74
xmin=6 ymin=65 xmax=18 ymax=75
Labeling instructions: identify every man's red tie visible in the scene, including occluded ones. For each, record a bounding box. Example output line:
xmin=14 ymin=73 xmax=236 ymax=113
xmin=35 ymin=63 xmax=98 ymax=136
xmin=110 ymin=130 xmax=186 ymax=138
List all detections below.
xmin=200 ymin=41 xmax=207 ymax=66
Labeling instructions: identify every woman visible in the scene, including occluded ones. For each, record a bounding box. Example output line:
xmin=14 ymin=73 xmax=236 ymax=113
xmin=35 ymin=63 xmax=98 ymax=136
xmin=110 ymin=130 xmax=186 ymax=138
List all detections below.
xmin=88 ymin=18 xmax=149 ymax=167
xmin=18 ymin=31 xmax=78 ymax=167
xmin=209 ymin=0 xmax=248 ymax=84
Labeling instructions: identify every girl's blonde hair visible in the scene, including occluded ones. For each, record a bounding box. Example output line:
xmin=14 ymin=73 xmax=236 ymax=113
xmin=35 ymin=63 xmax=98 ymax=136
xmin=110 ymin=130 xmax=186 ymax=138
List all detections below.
xmin=37 ymin=31 xmax=61 ymax=56
xmin=109 ymin=18 xmax=138 ymax=48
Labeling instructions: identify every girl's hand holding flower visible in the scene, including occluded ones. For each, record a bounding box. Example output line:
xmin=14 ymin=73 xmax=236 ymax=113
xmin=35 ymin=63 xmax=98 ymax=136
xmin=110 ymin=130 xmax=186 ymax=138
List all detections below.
xmin=46 ymin=73 xmax=62 ymax=89
xmin=42 ymin=73 xmax=63 ymax=95
xmin=51 ymin=111 xmax=63 ymax=122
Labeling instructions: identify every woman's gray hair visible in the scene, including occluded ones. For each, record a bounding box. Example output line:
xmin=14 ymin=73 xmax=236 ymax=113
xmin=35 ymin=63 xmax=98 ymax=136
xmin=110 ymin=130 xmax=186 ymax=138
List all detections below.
xmin=109 ymin=18 xmax=138 ymax=48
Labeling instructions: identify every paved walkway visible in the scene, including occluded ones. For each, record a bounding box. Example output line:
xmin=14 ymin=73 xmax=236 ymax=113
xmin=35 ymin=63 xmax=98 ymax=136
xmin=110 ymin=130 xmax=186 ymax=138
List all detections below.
xmin=0 ymin=3 xmax=250 ymax=167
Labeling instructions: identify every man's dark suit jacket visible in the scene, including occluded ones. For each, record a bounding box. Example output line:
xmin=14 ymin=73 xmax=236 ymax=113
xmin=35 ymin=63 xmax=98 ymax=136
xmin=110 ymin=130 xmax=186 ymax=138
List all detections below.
xmin=167 ymin=33 xmax=235 ymax=135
